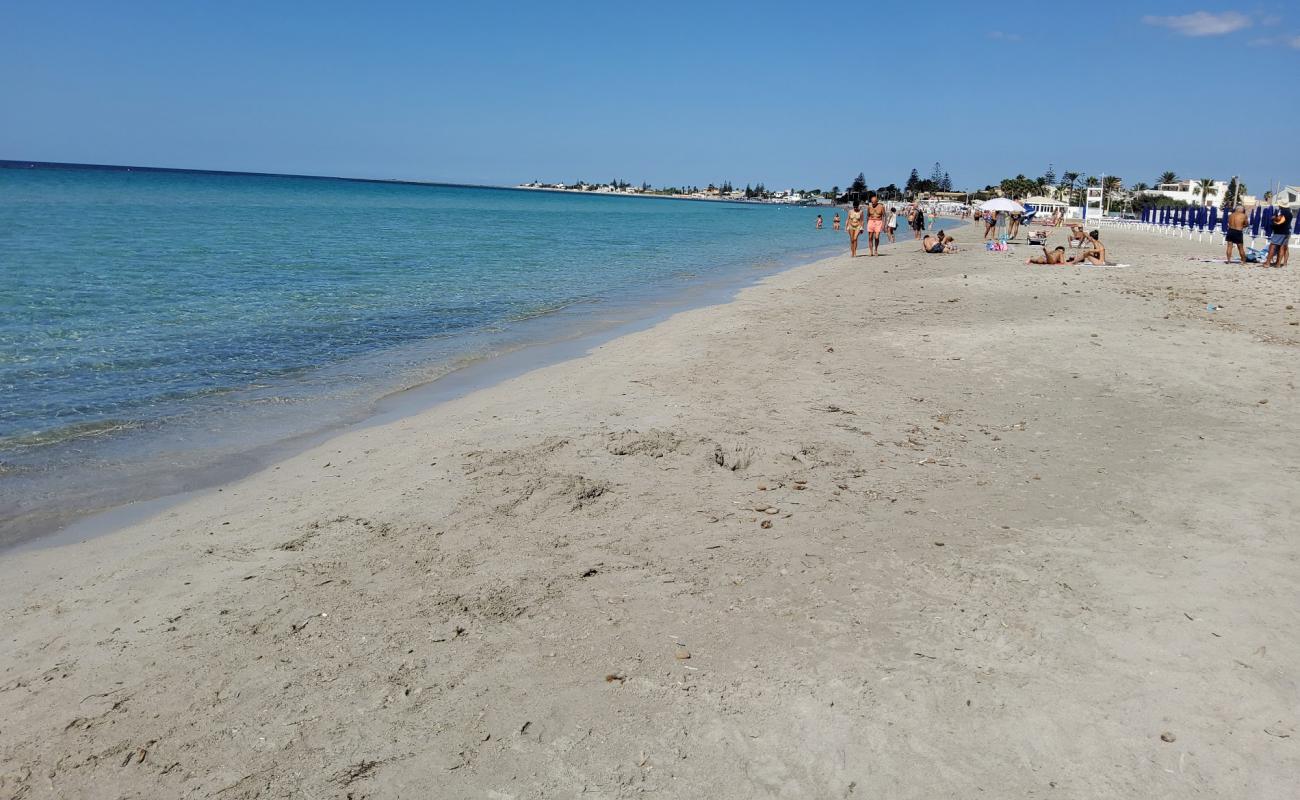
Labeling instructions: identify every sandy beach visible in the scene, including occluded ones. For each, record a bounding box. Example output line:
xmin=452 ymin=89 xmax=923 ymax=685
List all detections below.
xmin=2 ymin=224 xmax=1297 ymax=798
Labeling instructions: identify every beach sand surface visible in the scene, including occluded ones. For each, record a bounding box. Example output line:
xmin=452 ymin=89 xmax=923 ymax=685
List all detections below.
xmin=1 ymin=226 xmax=1297 ymax=798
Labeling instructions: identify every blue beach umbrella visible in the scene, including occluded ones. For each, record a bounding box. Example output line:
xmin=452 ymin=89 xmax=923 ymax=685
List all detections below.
xmin=1249 ymin=207 xmax=1262 ymax=237
xmin=1263 ymin=206 xmax=1274 ymax=236
xmin=1162 ymin=207 xmax=1170 ymax=226
xmin=1208 ymin=205 xmax=1218 ymax=232
xmin=1199 ymin=206 xmax=1209 ymax=231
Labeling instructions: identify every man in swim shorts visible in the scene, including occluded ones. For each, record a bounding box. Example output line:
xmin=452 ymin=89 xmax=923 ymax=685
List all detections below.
xmin=865 ymin=194 xmax=886 ymax=256
xmin=1225 ymin=205 xmax=1248 ymax=264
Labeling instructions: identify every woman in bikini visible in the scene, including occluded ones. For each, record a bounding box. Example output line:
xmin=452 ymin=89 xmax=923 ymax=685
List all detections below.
xmin=983 ymin=211 xmax=998 ymax=240
xmin=1067 ymin=230 xmax=1106 ymax=265
xmin=832 ymin=212 xmax=841 ymax=231
xmin=846 ymin=201 xmax=864 ymax=257
xmin=1027 ymin=246 xmax=1067 ymax=265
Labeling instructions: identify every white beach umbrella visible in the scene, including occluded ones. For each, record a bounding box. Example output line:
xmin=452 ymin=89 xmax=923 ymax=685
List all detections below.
xmin=978 ymin=198 xmax=1025 ymax=213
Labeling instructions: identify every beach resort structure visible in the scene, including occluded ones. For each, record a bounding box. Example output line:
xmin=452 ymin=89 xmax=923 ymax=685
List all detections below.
xmin=1149 ymin=179 xmax=1232 ymax=207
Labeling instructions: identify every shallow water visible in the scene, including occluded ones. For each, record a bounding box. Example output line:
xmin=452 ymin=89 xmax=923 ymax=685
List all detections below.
xmin=0 ymin=166 xmax=841 ymax=542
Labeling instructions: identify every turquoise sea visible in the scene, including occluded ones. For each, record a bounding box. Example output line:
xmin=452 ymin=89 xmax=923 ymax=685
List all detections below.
xmin=0 ymin=164 xmax=842 ymax=542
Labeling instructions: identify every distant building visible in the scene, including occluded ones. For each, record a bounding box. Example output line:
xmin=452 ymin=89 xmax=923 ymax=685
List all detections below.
xmin=1150 ymin=179 xmax=1230 ymax=206
xmin=1274 ymin=185 xmax=1300 ymax=207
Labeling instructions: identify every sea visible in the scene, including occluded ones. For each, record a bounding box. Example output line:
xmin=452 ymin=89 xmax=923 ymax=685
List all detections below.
xmin=1 ymin=163 xmax=850 ymax=545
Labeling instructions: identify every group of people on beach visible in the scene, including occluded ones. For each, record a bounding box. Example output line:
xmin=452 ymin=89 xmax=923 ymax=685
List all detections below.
xmin=817 ymin=193 xmax=1291 ymax=270
xmin=1025 ymin=229 xmax=1107 ymax=266
xmin=817 ymin=198 xmax=936 ymax=257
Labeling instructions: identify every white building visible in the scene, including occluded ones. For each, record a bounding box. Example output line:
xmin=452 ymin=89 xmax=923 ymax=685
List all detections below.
xmin=1273 ymin=185 xmax=1300 ymax=207
xmin=1150 ymin=179 xmax=1231 ymax=207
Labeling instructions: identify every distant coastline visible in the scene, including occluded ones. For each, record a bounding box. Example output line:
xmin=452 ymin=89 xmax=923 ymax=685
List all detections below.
xmin=0 ymin=161 xmax=831 ymax=207
xmin=0 ymin=159 xmax=497 ymax=192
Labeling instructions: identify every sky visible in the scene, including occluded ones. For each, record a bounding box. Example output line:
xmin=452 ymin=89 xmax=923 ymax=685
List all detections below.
xmin=2 ymin=1 xmax=1298 ymax=193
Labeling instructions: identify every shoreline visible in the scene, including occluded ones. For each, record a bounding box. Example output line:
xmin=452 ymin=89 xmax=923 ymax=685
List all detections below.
xmin=5 ymin=222 xmax=1292 ymax=797
xmin=2 ymin=232 xmax=861 ymax=550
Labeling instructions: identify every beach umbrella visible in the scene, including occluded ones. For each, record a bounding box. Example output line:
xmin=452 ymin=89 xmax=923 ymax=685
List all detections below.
xmin=978 ymin=198 xmax=1026 ymax=213
xmin=1208 ymin=205 xmax=1219 ymax=232
xmin=1141 ymin=208 xmax=1149 ymax=223
xmin=1198 ymin=206 xmax=1208 ymax=231
xmin=1249 ymin=207 xmax=1262 ymax=237
xmin=1262 ymin=206 xmax=1274 ymax=236
xmin=1161 ymin=207 xmax=1169 ymax=226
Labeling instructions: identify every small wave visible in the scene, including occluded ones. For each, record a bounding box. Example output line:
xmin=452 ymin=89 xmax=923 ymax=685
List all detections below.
xmin=0 ymin=418 xmax=145 ymax=452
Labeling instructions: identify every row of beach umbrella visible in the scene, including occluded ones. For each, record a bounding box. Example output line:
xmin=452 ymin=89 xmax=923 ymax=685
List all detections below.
xmin=1139 ymin=204 xmax=1287 ymax=243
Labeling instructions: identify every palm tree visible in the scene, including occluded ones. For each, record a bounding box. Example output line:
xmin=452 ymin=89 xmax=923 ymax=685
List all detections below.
xmin=1061 ymin=171 xmax=1080 ymax=205
xmin=1132 ymin=181 xmax=1150 ymax=193
xmin=1194 ymin=178 xmax=1217 ymax=206
xmin=1102 ymin=176 xmax=1123 ymax=213
xmin=1158 ymin=171 xmax=1178 ymax=187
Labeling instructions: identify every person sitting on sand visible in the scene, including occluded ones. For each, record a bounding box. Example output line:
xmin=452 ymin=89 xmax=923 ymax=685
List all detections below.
xmin=1027 ymin=245 xmax=1068 ymax=265
xmin=1067 ymin=224 xmax=1088 ymax=248
xmin=1067 ymin=230 xmax=1106 ymax=265
xmin=922 ymin=232 xmax=956 ymax=254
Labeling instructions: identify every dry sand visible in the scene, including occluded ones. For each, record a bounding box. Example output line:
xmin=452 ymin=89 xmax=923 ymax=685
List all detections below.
xmin=1 ymin=224 xmax=1297 ymax=798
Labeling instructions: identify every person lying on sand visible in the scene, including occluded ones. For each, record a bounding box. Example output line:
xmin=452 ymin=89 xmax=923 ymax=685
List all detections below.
xmin=1066 ymin=230 xmax=1106 ymax=265
xmin=1027 ymin=245 xmax=1067 ymax=265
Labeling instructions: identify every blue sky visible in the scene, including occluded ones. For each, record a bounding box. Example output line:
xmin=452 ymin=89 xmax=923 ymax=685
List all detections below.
xmin=2 ymin=1 xmax=1297 ymax=192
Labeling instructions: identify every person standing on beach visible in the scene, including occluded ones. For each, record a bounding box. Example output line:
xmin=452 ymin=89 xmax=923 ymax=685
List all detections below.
xmin=983 ymin=211 xmax=998 ymax=241
xmin=887 ymin=207 xmax=899 ymax=243
xmin=912 ymin=205 xmax=926 ymax=240
xmin=865 ymin=194 xmax=886 ymax=256
xmin=816 ymin=214 xmax=823 ymax=229
xmin=1264 ymin=206 xmax=1292 ymax=268
xmin=846 ymin=201 xmax=865 ymax=257
xmin=1008 ymin=198 xmax=1023 ymax=240
xmin=1225 ymin=205 xmax=1248 ymax=264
